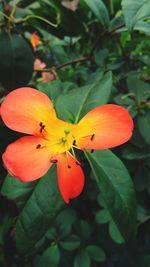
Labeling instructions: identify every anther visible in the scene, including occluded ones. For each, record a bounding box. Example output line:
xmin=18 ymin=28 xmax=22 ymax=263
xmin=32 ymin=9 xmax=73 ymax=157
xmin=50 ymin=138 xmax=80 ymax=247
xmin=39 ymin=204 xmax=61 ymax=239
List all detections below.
xmin=73 ymin=140 xmax=76 ymax=146
xmin=36 ymin=144 xmax=41 ymax=149
xmin=90 ymin=134 xmax=95 ymax=141
xmin=50 ymin=159 xmax=58 ymax=163
xmin=39 ymin=122 xmax=45 ymax=133
xmin=68 ymin=165 xmax=71 ymax=168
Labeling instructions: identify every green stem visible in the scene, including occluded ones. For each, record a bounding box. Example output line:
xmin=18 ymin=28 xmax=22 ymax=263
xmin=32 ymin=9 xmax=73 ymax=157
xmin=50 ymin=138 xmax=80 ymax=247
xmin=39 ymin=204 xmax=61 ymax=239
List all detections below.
xmin=110 ymin=0 xmax=114 ymax=15
xmin=15 ymin=14 xmax=58 ymax=28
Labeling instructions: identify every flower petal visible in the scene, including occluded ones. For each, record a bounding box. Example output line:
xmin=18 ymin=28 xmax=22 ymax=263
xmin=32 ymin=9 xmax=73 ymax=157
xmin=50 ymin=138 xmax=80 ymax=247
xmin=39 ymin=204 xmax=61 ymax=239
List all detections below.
xmin=1 ymin=87 xmax=56 ymax=135
xmin=75 ymin=104 xmax=133 ymax=150
xmin=2 ymin=136 xmax=53 ymax=181
xmin=56 ymin=154 xmax=85 ymax=203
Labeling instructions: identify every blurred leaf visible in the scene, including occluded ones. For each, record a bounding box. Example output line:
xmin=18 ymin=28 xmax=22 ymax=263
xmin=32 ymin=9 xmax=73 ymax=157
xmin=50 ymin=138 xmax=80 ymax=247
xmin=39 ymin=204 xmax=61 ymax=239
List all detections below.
xmin=134 ymin=21 xmax=150 ymax=35
xmin=1 ymin=175 xmax=37 ymax=210
xmin=56 ymin=208 xmax=77 ymax=238
xmin=95 ymin=209 xmax=111 ymax=224
xmin=74 ymin=250 xmax=91 ymax=267
xmin=137 ymin=205 xmax=148 ymax=222
xmin=15 ymin=166 xmax=64 ymax=255
xmin=122 ymin=0 xmax=150 ymax=31
xmin=61 ymin=0 xmax=80 ymax=12
xmin=109 ymin=221 xmax=125 ymax=244
xmin=127 ymin=75 xmax=150 ymax=104
xmin=86 ymin=245 xmax=106 ymax=262
xmin=84 ymin=0 xmax=109 ymax=26
xmin=0 ymin=32 xmax=34 ymax=90
xmin=33 ymin=243 xmax=60 ymax=267
xmin=86 ymin=150 xmax=137 ymax=241
xmin=56 ymin=72 xmax=112 ymax=122
xmin=122 ymin=144 xmax=150 ymax=159
xmin=60 ymin=235 xmax=81 ymax=251
xmin=138 ymin=112 xmax=150 ymax=145
xmin=75 ymin=220 xmax=91 ymax=241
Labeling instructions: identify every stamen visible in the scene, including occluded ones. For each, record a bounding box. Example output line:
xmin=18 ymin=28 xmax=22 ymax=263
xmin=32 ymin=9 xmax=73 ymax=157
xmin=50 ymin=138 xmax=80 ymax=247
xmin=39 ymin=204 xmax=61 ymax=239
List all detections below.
xmin=71 ymin=147 xmax=76 ymax=158
xmin=36 ymin=144 xmax=41 ymax=149
xmin=67 ymin=151 xmax=81 ymax=166
xmin=72 ymin=145 xmax=82 ymax=150
xmin=90 ymin=134 xmax=95 ymax=141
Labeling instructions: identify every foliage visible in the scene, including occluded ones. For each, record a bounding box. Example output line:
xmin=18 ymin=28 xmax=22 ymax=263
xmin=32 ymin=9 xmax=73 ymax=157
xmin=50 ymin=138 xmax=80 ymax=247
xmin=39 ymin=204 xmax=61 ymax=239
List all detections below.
xmin=0 ymin=0 xmax=150 ymax=266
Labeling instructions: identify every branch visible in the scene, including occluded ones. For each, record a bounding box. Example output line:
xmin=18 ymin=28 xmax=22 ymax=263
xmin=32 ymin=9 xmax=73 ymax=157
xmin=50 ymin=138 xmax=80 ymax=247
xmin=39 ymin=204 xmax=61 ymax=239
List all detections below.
xmin=55 ymin=56 xmax=90 ymax=70
xmin=35 ymin=23 xmax=125 ymax=73
xmin=35 ymin=56 xmax=91 ymax=72
xmin=107 ymin=23 xmax=125 ymax=34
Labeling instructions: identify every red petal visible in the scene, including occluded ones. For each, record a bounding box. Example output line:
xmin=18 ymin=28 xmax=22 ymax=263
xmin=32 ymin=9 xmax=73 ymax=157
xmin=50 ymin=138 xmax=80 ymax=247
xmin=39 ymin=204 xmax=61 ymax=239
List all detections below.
xmin=2 ymin=136 xmax=52 ymax=181
xmin=56 ymin=154 xmax=84 ymax=203
xmin=76 ymin=104 xmax=133 ymax=150
xmin=0 ymin=87 xmax=56 ymax=135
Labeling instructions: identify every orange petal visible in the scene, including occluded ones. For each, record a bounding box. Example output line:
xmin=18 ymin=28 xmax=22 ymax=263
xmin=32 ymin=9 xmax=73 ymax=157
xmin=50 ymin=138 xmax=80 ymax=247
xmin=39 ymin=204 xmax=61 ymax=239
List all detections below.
xmin=31 ymin=31 xmax=42 ymax=51
xmin=2 ymin=136 xmax=53 ymax=182
xmin=0 ymin=87 xmax=56 ymax=135
xmin=56 ymin=154 xmax=85 ymax=203
xmin=75 ymin=104 xmax=133 ymax=150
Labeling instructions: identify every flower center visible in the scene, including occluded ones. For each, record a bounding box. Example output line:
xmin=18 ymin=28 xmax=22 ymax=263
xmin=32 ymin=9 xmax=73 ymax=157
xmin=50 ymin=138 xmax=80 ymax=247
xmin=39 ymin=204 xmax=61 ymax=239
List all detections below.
xmin=47 ymin=127 xmax=75 ymax=154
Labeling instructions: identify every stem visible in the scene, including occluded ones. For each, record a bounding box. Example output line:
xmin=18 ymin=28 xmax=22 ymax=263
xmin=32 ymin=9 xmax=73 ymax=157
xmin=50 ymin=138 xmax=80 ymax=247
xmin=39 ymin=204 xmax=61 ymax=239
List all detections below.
xmin=110 ymin=0 xmax=114 ymax=15
xmin=108 ymin=23 xmax=125 ymax=34
xmin=15 ymin=15 xmax=58 ymax=28
xmin=35 ymin=56 xmax=90 ymax=72
xmin=0 ymin=10 xmax=13 ymax=21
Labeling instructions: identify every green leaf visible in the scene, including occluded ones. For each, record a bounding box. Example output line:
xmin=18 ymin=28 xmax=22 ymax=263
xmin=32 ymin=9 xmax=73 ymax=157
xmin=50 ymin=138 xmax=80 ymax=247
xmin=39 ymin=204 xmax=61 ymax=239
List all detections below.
xmin=84 ymin=0 xmax=109 ymax=26
xmin=75 ymin=220 xmax=91 ymax=241
xmin=74 ymin=250 xmax=91 ymax=267
xmin=134 ymin=21 xmax=150 ymax=35
xmin=0 ymin=32 xmax=34 ymax=90
xmin=85 ymin=150 xmax=137 ymax=241
xmin=15 ymin=166 xmax=65 ymax=255
xmin=55 ymin=209 xmax=77 ymax=239
xmin=127 ymin=75 xmax=150 ymax=104
xmin=1 ymin=175 xmax=37 ymax=210
xmin=37 ymin=80 xmax=77 ymax=102
xmin=95 ymin=209 xmax=111 ymax=224
xmin=33 ymin=243 xmax=60 ymax=267
xmin=122 ymin=144 xmax=150 ymax=160
xmin=109 ymin=221 xmax=125 ymax=244
xmin=56 ymin=72 xmax=112 ymax=123
xmin=122 ymin=0 xmax=150 ymax=31
xmin=86 ymin=245 xmax=106 ymax=262
xmin=60 ymin=235 xmax=81 ymax=251
xmin=137 ymin=112 xmax=150 ymax=145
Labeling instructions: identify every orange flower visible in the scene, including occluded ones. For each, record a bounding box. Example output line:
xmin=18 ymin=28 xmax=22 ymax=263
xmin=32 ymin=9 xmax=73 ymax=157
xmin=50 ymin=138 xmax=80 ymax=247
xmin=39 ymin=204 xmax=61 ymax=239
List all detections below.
xmin=34 ymin=58 xmax=46 ymax=70
xmin=1 ymin=88 xmax=133 ymax=203
xmin=31 ymin=32 xmax=42 ymax=52
xmin=41 ymin=71 xmax=56 ymax=83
